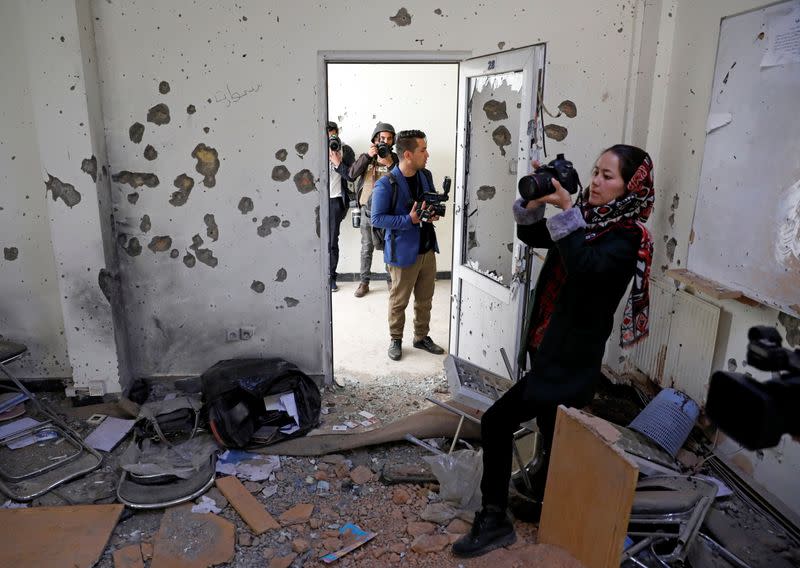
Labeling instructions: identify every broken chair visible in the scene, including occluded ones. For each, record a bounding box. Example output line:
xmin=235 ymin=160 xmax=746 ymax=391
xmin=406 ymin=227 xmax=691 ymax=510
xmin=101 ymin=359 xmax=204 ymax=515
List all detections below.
xmin=0 ymin=340 xmax=103 ymax=502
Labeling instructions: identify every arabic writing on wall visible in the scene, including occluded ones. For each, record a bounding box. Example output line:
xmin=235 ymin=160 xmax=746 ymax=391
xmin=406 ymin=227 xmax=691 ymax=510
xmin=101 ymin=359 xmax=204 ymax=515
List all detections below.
xmin=211 ymin=83 xmax=262 ymax=107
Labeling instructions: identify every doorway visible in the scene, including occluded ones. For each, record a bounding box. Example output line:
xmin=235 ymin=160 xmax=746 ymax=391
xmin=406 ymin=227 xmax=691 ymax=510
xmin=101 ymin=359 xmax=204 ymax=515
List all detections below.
xmin=326 ymin=62 xmax=458 ymax=382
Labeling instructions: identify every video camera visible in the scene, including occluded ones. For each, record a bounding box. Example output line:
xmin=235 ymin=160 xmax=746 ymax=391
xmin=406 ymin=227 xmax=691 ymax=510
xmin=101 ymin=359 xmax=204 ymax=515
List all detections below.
xmin=706 ymin=326 xmax=800 ymax=450
xmin=417 ymin=176 xmax=451 ymax=223
xmin=518 ymin=153 xmax=581 ymax=201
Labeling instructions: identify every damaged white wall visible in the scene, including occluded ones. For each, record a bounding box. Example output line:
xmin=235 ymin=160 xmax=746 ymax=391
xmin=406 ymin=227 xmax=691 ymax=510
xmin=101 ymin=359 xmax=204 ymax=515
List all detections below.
xmin=2 ymin=0 xmax=799 ymax=516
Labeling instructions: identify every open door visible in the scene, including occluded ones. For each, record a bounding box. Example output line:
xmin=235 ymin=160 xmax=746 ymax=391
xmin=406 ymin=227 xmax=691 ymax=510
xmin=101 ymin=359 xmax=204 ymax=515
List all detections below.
xmin=449 ymin=45 xmax=546 ymax=380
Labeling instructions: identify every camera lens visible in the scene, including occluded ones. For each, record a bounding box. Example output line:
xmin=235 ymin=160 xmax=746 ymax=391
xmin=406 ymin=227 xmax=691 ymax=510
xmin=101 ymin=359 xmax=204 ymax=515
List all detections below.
xmin=377 ymin=143 xmax=390 ymax=159
xmin=518 ymin=173 xmax=554 ymax=201
xmin=329 ymin=136 xmax=341 ymax=152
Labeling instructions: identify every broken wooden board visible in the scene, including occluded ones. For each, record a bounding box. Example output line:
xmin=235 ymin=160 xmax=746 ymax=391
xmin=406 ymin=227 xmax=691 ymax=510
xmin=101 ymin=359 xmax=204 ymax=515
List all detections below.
xmin=257 ymin=401 xmax=482 ymax=456
xmin=151 ymin=505 xmax=235 ymax=568
xmin=0 ymin=503 xmax=123 ymax=568
xmin=215 ymin=474 xmax=280 ymax=534
xmin=112 ymin=544 xmax=144 ymax=568
xmin=665 ymin=268 xmax=743 ymax=300
xmin=538 ymin=406 xmax=638 ymax=568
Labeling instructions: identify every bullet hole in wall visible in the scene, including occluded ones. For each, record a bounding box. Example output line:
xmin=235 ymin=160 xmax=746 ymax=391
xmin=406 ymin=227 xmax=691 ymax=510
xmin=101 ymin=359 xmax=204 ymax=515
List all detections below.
xmin=45 ymin=174 xmax=82 ymax=208
xmin=482 ymin=100 xmax=508 ymax=121
xmin=140 ymin=214 xmax=151 ymax=233
xmin=498 ymin=41 xmax=506 ymax=50
xmin=124 ymin=237 xmax=142 ymax=257
xmin=557 ymin=100 xmax=577 ymax=118
xmin=295 ymin=142 xmax=309 ymax=156
xmin=285 ymin=297 xmax=300 ymax=307
xmin=544 ymin=124 xmax=568 ymax=141
xmin=144 ymin=145 xmax=158 ymax=161
xmin=204 ymin=213 xmax=219 ymax=241
xmin=81 ymin=155 xmax=98 ymax=182
xmin=158 ymin=81 xmax=170 ymax=94
xmin=127 ymin=192 xmax=140 ymax=205
xmin=251 ymin=280 xmax=265 ymax=293
xmin=275 ymin=149 xmax=288 ymax=162
xmin=275 ymin=268 xmax=287 ymax=282
xmin=147 ymin=235 xmax=172 ymax=253
xmin=147 ymin=103 xmax=171 ymax=125
xmin=187 ymin=104 xmax=196 ymax=114
xmin=169 ymin=249 xmax=180 ymax=259
xmin=272 ymin=165 xmax=291 ymax=181
xmin=113 ymin=171 xmax=160 ymax=189
xmin=191 ymin=143 xmax=220 ymax=187
xmin=665 ymin=237 xmax=678 ymax=262
xmin=476 ymin=186 xmax=496 ymax=201
xmin=170 ymin=174 xmax=194 ymax=206
xmin=293 ymin=169 xmax=316 ymax=194
xmin=129 ymin=122 xmax=145 ymax=143
xmin=183 ymin=253 xmax=196 ymax=268
xmin=390 ymin=7 xmax=412 ymax=26
xmin=196 ymin=248 xmax=218 ymax=267
xmin=727 ymin=358 xmax=737 ymax=372
xmin=257 ymin=216 xmax=281 ymax=237
xmin=238 ymin=197 xmax=254 ymax=214
xmin=98 ymin=268 xmax=114 ymax=303
xmin=4 ymin=247 xmax=19 ymax=261
xmin=190 ymin=234 xmax=204 ymax=251
xmin=491 ymin=126 xmax=512 ymax=156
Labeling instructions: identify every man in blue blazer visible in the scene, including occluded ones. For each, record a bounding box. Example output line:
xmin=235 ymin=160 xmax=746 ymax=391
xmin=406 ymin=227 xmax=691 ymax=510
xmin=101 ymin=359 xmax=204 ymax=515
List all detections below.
xmin=371 ymin=130 xmax=446 ymax=361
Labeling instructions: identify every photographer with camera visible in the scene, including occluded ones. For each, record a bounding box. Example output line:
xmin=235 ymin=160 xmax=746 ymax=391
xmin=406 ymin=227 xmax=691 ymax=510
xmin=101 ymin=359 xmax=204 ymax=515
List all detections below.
xmin=453 ymin=145 xmax=656 ymax=558
xmin=371 ymin=129 xmax=446 ymax=361
xmin=327 ymin=121 xmax=355 ymax=292
xmin=348 ymin=122 xmax=399 ymax=297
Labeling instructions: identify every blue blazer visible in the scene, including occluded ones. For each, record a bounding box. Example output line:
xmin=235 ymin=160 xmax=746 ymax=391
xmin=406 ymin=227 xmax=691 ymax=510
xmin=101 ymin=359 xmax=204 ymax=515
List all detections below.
xmin=370 ymin=165 xmax=439 ymax=268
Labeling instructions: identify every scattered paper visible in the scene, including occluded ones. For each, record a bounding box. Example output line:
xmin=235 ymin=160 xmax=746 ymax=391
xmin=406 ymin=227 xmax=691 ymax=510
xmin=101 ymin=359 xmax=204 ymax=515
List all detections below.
xmin=261 ymin=484 xmax=278 ymax=498
xmin=1 ymin=500 xmax=28 ymax=509
xmin=215 ymin=450 xmax=281 ymax=482
xmin=761 ymin=3 xmax=800 ymax=68
xmin=343 ymin=421 xmax=358 ymax=429
xmin=319 ymin=523 xmax=377 ymax=563
xmin=263 ymin=392 xmax=300 ymax=435
xmin=191 ymin=495 xmax=222 ymax=514
xmin=706 ymin=112 xmax=732 ymax=134
xmin=332 ymin=425 xmax=348 ymax=432
xmin=0 ymin=417 xmax=41 ymax=440
xmin=357 ymin=410 xmax=375 ymax=420
xmin=359 ymin=420 xmax=373 ymax=428
xmin=695 ymin=474 xmax=733 ymax=498
xmin=84 ymin=417 xmax=135 ymax=452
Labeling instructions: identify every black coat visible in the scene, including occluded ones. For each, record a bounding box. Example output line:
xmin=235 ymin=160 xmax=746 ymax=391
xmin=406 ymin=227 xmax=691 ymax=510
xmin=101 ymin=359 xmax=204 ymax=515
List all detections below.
xmin=517 ymin=212 xmax=640 ymax=405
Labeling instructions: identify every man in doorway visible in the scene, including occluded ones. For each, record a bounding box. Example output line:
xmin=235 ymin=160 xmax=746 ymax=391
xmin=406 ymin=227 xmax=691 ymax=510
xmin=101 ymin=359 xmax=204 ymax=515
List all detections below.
xmin=348 ymin=122 xmax=399 ymax=297
xmin=371 ymin=129 xmax=445 ymax=361
xmin=328 ymin=121 xmax=355 ymax=292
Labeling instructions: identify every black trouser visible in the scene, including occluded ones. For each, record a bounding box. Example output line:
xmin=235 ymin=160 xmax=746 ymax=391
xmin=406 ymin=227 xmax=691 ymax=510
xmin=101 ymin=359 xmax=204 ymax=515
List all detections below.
xmin=479 ymin=375 xmax=560 ymax=510
xmin=328 ymin=197 xmax=346 ymax=282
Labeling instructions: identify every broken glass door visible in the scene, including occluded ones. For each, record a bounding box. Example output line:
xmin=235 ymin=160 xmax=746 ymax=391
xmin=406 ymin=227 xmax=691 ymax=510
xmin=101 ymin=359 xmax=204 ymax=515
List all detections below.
xmin=449 ymin=45 xmax=546 ymax=378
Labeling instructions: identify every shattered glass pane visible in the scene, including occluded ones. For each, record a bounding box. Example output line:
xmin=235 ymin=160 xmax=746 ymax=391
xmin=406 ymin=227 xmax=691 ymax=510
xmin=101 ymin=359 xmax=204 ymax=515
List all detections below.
xmin=462 ymin=71 xmax=522 ymax=287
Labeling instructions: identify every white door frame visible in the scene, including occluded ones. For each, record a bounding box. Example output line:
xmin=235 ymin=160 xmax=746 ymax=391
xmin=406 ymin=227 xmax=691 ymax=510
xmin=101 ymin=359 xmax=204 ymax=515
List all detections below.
xmin=317 ymin=50 xmax=470 ymax=385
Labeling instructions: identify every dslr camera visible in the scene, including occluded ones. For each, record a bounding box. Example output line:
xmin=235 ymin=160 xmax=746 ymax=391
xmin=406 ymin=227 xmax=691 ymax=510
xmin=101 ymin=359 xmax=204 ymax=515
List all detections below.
xmin=417 ymin=176 xmax=451 ymax=223
xmin=376 ymin=142 xmax=392 ymax=159
xmin=518 ymin=153 xmax=582 ymax=201
xmin=329 ymin=135 xmax=342 ymax=152
xmin=706 ymin=326 xmax=800 ymax=450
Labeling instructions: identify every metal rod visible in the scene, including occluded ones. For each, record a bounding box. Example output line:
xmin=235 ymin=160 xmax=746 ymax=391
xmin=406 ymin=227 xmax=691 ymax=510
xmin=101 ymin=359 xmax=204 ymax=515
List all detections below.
xmin=697 ymin=533 xmax=754 ymax=568
xmin=500 ymin=347 xmax=514 ymax=381
xmin=449 ymin=416 xmax=465 ymax=456
xmin=425 ymin=397 xmax=481 ymax=425
xmin=404 ymin=434 xmax=445 ymax=456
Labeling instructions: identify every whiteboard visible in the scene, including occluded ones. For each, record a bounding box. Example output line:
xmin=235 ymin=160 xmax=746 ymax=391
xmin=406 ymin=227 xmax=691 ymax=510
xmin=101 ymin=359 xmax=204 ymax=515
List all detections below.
xmin=687 ymin=0 xmax=800 ymax=317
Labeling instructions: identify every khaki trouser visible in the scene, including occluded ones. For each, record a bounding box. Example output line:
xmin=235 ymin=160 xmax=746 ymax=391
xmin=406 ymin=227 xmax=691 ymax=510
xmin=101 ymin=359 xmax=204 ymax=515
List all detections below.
xmin=387 ymin=251 xmax=436 ymax=341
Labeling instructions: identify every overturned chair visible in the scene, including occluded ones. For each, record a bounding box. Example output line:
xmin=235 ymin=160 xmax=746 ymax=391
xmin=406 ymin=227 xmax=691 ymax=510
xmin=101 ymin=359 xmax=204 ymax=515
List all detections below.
xmin=0 ymin=340 xmax=103 ymax=502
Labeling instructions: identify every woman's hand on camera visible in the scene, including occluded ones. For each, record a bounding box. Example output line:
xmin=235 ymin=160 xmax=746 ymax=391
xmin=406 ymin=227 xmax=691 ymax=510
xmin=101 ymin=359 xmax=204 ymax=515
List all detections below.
xmin=536 ymin=179 xmax=572 ymax=210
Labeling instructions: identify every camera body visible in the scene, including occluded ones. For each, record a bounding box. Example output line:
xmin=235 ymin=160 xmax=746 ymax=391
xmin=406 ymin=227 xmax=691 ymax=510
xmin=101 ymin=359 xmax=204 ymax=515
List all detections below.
xmin=329 ymin=135 xmax=342 ymax=152
xmin=417 ymin=177 xmax=451 ymax=223
xmin=518 ymin=153 xmax=582 ymax=201
xmin=376 ymin=142 xmax=391 ymax=159
xmin=706 ymin=326 xmax=800 ymax=450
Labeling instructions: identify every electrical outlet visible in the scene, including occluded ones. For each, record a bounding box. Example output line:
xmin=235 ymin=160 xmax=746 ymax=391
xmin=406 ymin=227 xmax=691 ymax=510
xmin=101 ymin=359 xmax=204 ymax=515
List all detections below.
xmin=226 ymin=329 xmax=240 ymax=342
xmin=240 ymin=326 xmax=255 ymax=341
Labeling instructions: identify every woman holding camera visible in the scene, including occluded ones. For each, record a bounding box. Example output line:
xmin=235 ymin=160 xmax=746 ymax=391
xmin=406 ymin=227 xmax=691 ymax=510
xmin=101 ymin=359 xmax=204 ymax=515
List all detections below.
xmin=453 ymin=144 xmax=655 ymax=558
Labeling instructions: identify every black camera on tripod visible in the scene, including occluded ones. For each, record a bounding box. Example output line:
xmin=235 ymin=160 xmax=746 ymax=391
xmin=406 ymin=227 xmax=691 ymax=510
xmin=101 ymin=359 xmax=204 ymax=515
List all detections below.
xmin=416 ymin=176 xmax=451 ymax=223
xmin=518 ymin=153 xmax=582 ymax=201
xmin=706 ymin=326 xmax=800 ymax=450
xmin=329 ymin=135 xmax=342 ymax=152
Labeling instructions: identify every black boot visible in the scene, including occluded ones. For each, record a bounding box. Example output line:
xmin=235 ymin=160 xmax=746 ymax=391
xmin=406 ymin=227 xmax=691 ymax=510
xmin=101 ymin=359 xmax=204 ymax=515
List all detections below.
xmin=451 ymin=507 xmax=516 ymax=558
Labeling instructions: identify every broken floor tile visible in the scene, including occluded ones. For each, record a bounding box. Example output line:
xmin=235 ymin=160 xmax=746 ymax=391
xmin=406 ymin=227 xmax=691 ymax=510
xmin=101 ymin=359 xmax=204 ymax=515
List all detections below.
xmin=406 ymin=521 xmax=436 ymax=537
xmin=268 ymin=553 xmax=297 ymax=568
xmin=112 ymin=544 xmax=144 ymax=568
xmin=279 ymin=502 xmax=314 ymax=525
xmin=410 ymin=533 xmax=450 ymax=553
xmin=215 ymin=475 xmax=280 ymax=535
xmin=150 ymin=506 xmax=235 ymax=568
xmin=349 ymin=465 xmax=373 ymax=485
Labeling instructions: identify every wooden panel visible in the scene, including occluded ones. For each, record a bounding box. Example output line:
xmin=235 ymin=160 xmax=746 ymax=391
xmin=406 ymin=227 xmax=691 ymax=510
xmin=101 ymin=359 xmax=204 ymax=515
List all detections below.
xmin=538 ymin=407 xmax=638 ymax=568
xmin=215 ymin=474 xmax=279 ymax=534
xmin=0 ymin=504 xmax=123 ymax=568
xmin=665 ymin=269 xmax=742 ymax=300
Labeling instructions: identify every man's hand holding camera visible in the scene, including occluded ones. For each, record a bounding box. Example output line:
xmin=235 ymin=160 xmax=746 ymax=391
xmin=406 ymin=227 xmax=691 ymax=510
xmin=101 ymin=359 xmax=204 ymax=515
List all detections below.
xmin=329 ymin=148 xmax=343 ymax=168
xmin=410 ymin=201 xmax=440 ymax=225
xmin=368 ymin=143 xmax=394 ymax=167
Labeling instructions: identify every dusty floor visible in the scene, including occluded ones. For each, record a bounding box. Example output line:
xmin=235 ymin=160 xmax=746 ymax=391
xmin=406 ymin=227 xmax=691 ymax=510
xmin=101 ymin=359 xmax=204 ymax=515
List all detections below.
xmin=5 ymin=374 xmax=800 ymax=568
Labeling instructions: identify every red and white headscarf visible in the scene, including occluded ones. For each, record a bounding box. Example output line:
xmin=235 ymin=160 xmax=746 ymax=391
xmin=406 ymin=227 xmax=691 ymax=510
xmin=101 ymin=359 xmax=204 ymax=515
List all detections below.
xmin=578 ymin=154 xmax=655 ymax=348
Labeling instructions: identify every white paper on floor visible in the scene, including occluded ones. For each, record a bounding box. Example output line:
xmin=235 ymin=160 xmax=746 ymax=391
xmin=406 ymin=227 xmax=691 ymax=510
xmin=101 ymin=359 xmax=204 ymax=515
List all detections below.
xmin=215 ymin=450 xmax=281 ymax=482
